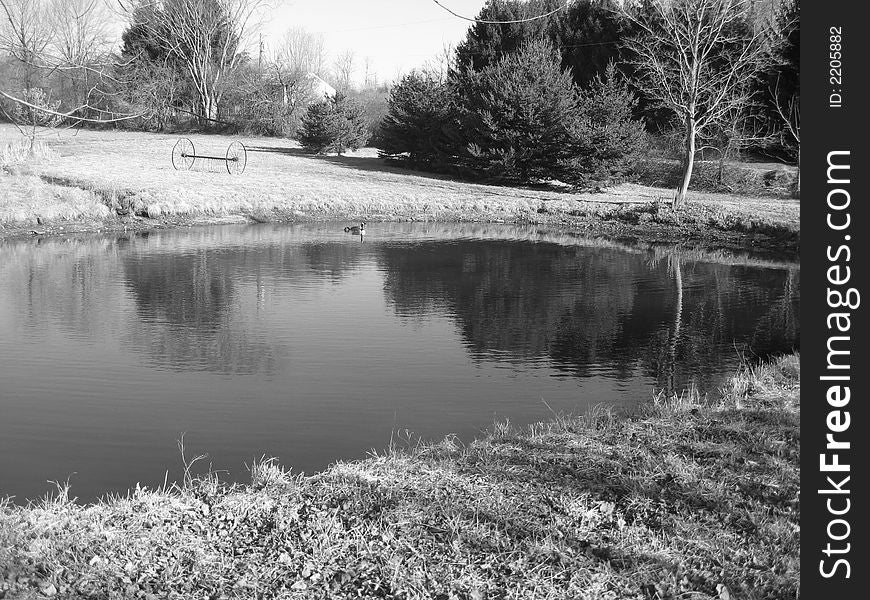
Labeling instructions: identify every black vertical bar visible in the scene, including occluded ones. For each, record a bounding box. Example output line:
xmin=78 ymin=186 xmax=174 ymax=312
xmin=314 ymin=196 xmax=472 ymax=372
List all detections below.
xmin=802 ymin=0 xmax=867 ymax=595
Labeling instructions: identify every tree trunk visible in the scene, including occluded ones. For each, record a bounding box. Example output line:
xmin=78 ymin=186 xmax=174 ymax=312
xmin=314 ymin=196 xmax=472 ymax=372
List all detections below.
xmin=199 ymin=91 xmax=220 ymax=124
xmin=717 ymin=139 xmax=730 ymax=186
xmin=29 ymin=93 xmax=37 ymax=155
xmin=675 ymin=117 xmax=696 ymax=208
xmin=793 ymin=144 xmax=801 ymax=198
xmin=207 ymin=96 xmax=219 ymax=121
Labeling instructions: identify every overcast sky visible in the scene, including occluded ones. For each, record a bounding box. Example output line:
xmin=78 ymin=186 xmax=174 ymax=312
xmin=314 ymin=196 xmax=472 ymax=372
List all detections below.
xmin=266 ymin=0 xmax=490 ymax=83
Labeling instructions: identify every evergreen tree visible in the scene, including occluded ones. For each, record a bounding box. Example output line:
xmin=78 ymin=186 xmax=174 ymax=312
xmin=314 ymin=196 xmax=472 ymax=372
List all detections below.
xmin=298 ymin=93 xmax=368 ymax=155
xmin=454 ymin=0 xmax=626 ymax=87
xmin=376 ymin=72 xmax=461 ymax=168
xmin=459 ymin=40 xmax=582 ymax=183
xmin=551 ymin=0 xmax=629 ymax=87
xmin=564 ymin=63 xmax=646 ymax=188
xmin=454 ymin=0 xmax=558 ymax=73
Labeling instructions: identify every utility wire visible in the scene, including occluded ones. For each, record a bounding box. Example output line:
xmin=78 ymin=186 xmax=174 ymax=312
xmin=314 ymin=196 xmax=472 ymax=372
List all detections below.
xmin=430 ymin=0 xmax=569 ymax=24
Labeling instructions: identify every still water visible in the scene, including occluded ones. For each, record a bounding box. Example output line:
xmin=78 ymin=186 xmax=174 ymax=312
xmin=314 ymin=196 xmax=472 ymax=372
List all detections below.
xmin=0 ymin=223 xmax=799 ymax=502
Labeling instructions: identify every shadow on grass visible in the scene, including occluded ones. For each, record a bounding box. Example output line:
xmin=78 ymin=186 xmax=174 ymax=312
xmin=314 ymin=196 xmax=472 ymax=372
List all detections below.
xmin=393 ymin=404 xmax=797 ymax=593
xmin=246 ymin=143 xmax=581 ymax=199
xmin=245 ymin=145 xmax=307 ymax=157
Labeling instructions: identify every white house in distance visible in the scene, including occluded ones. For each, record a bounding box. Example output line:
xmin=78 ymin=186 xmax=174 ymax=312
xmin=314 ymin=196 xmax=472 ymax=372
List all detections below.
xmin=305 ymin=73 xmax=336 ymax=100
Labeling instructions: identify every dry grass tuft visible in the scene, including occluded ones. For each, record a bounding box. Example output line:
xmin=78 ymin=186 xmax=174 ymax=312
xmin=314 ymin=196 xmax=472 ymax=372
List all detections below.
xmin=1 ymin=138 xmax=58 ymax=171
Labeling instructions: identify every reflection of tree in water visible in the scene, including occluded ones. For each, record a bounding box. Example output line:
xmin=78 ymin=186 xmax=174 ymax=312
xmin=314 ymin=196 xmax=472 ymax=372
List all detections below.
xmin=643 ymin=259 xmax=800 ymax=392
xmin=121 ymin=236 xmax=370 ymax=374
xmin=123 ymin=249 xmax=266 ymax=374
xmin=664 ymin=254 xmax=683 ymax=394
xmin=380 ymin=241 xmax=800 ymax=391
xmin=14 ymin=227 xmax=798 ymax=388
xmin=748 ymin=269 xmax=800 ymax=350
xmin=126 ymin=251 xmax=233 ymax=329
xmin=0 ymin=236 xmax=129 ymax=338
xmin=380 ymin=241 xmax=638 ymax=370
xmin=301 ymin=242 xmax=367 ymax=282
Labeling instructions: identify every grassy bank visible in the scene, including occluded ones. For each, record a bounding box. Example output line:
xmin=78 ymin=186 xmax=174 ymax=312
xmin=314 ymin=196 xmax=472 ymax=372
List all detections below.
xmin=0 ymin=127 xmax=799 ymax=254
xmin=633 ymin=156 xmax=798 ymax=199
xmin=0 ymin=354 xmax=800 ymax=599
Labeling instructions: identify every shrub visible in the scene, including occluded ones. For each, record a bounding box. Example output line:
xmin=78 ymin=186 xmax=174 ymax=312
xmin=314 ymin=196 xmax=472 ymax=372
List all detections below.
xmin=376 ymin=72 xmax=462 ymax=168
xmin=459 ymin=40 xmax=581 ymax=183
xmin=297 ymin=92 xmax=369 ymax=155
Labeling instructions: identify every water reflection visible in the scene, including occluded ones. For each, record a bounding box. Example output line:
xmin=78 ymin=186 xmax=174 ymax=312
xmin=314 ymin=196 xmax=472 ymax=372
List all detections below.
xmin=378 ymin=235 xmax=799 ymax=391
xmin=118 ymin=233 xmax=376 ymax=374
xmin=0 ymin=224 xmax=799 ymax=387
xmin=0 ymin=223 xmax=799 ymax=501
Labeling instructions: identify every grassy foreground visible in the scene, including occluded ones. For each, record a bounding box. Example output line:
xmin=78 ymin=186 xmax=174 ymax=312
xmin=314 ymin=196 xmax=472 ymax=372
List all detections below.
xmin=0 ymin=355 xmax=800 ymax=600
xmin=0 ymin=126 xmax=799 ymax=253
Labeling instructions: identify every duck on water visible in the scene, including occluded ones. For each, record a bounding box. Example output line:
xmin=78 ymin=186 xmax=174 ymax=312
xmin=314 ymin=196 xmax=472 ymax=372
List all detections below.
xmin=344 ymin=222 xmax=366 ymax=235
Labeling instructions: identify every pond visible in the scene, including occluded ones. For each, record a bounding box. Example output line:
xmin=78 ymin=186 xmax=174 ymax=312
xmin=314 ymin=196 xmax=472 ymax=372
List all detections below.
xmin=0 ymin=223 xmax=799 ymax=502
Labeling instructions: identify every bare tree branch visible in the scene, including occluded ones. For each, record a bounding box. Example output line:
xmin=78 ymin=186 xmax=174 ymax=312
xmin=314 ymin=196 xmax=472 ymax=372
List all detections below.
xmin=1 ymin=0 xmax=144 ymax=144
xmin=0 ymin=88 xmax=141 ymax=122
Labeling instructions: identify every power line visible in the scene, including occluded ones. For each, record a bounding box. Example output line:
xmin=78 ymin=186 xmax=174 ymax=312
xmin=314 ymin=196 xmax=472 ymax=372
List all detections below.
xmin=430 ymin=0 xmax=569 ymax=25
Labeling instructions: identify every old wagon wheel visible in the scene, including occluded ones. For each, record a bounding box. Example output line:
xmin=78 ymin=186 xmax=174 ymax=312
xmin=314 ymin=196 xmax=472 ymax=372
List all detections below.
xmin=172 ymin=138 xmax=196 ymax=171
xmin=226 ymin=141 xmax=247 ymax=175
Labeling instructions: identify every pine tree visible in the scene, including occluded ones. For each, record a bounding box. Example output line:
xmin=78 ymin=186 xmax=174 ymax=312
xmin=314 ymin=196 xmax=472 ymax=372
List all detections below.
xmin=563 ymin=63 xmax=646 ymax=188
xmin=330 ymin=93 xmax=369 ymax=155
xmin=460 ymin=40 xmax=581 ymax=183
xmin=454 ymin=0 xmax=626 ymax=88
xmin=298 ymin=92 xmax=368 ymax=155
xmin=298 ymin=100 xmax=335 ymax=153
xmin=376 ymin=72 xmax=461 ymax=168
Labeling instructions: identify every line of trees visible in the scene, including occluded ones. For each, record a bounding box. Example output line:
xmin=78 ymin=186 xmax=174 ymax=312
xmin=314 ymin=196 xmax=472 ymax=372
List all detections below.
xmin=0 ymin=0 xmax=128 ymax=148
xmin=1 ymin=0 xmax=799 ymax=197
xmin=379 ymin=42 xmax=644 ymax=189
xmin=0 ymin=0 xmax=386 ymax=138
xmin=377 ymin=0 xmax=798 ymax=197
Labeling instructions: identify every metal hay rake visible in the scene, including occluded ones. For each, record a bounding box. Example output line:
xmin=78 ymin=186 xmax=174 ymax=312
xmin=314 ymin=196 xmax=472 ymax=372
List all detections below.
xmin=171 ymin=138 xmax=247 ymax=175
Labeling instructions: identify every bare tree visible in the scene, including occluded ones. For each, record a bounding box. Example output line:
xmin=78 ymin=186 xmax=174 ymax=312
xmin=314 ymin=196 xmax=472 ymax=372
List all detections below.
xmin=771 ymin=74 xmax=799 ymax=196
xmin=119 ymin=0 xmax=269 ymax=122
xmin=49 ymin=0 xmax=114 ymax=115
xmin=331 ymin=48 xmax=356 ymax=92
xmin=766 ymin=0 xmax=799 ymax=197
xmin=50 ymin=0 xmax=111 ymax=65
xmin=272 ymin=26 xmax=326 ymax=79
xmin=362 ymin=55 xmax=375 ymax=89
xmin=423 ymin=42 xmax=454 ymax=83
xmin=220 ymin=25 xmax=326 ymax=135
xmin=268 ymin=25 xmax=324 ymax=105
xmin=2 ymin=0 xmax=115 ymax=88
xmin=121 ymin=59 xmax=184 ymax=131
xmin=622 ymin=0 xmax=767 ymax=206
xmin=1 ymin=0 xmax=136 ymax=147
xmin=706 ymin=80 xmax=775 ymax=186
xmin=0 ymin=0 xmax=54 ymax=90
